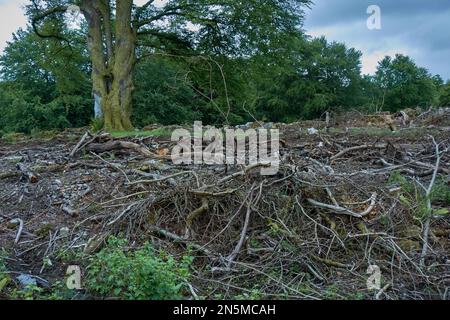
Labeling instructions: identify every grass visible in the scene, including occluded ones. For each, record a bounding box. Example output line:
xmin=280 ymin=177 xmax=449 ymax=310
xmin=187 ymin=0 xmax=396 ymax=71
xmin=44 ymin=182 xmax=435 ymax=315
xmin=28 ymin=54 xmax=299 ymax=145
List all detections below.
xmin=0 ymin=132 xmax=28 ymax=144
xmin=110 ymin=128 xmax=173 ymax=138
xmin=389 ymin=171 xmax=450 ymax=219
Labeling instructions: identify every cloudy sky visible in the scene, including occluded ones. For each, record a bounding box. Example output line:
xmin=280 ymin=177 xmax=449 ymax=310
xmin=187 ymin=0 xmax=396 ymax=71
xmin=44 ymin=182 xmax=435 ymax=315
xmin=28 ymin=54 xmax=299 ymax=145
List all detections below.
xmin=304 ymin=0 xmax=450 ymax=80
xmin=0 ymin=0 xmax=449 ymax=80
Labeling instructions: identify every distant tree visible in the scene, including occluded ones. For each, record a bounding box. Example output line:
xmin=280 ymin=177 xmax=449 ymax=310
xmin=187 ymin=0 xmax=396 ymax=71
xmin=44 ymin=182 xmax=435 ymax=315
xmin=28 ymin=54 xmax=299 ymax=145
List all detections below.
xmin=439 ymin=81 xmax=450 ymax=107
xmin=256 ymin=37 xmax=363 ymax=121
xmin=0 ymin=29 xmax=56 ymax=102
xmin=374 ymin=54 xmax=438 ymax=111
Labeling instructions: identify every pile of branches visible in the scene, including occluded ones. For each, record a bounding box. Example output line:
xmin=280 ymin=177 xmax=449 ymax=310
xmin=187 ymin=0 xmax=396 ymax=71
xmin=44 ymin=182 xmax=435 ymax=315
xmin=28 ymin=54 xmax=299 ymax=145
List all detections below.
xmin=2 ymin=130 xmax=448 ymax=300
xmin=64 ymin=131 xmax=449 ymax=300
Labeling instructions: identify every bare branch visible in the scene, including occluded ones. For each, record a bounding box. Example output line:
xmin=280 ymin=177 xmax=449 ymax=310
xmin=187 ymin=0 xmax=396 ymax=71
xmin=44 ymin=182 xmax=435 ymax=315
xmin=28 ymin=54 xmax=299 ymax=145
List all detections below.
xmin=307 ymin=192 xmax=377 ymax=218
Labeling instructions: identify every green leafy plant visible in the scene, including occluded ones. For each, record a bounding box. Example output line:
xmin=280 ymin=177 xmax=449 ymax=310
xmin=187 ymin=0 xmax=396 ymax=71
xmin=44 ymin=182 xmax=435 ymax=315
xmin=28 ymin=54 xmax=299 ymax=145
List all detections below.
xmin=389 ymin=171 xmax=449 ymax=219
xmin=86 ymin=237 xmax=192 ymax=300
xmin=9 ymin=284 xmax=45 ymax=300
xmin=90 ymin=118 xmax=104 ymax=133
xmin=0 ymin=252 xmax=11 ymax=294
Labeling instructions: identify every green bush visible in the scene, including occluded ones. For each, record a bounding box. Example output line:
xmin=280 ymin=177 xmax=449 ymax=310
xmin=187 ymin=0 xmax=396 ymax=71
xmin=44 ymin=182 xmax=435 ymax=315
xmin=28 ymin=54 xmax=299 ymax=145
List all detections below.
xmin=0 ymin=251 xmax=11 ymax=295
xmin=86 ymin=237 xmax=192 ymax=300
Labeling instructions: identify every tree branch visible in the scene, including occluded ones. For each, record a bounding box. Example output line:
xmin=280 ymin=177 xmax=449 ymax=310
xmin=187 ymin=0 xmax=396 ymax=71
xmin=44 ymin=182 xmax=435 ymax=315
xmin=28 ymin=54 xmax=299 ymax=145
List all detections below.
xmin=30 ymin=1 xmax=70 ymax=44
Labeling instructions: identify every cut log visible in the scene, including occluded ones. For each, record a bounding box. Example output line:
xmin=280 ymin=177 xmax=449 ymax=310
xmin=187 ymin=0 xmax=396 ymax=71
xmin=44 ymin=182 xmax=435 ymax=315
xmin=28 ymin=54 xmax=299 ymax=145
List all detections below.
xmin=16 ymin=163 xmax=39 ymax=183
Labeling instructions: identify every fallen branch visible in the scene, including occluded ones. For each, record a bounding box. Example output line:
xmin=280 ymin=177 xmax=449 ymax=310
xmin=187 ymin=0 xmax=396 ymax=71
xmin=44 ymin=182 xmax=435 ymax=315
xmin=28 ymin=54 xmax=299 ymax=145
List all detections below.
xmin=152 ymin=227 xmax=215 ymax=257
xmin=419 ymin=136 xmax=443 ymax=267
xmin=0 ymin=172 xmax=20 ymax=180
xmin=225 ymin=185 xmax=261 ymax=268
xmin=307 ymin=192 xmax=377 ymax=218
xmin=376 ymin=283 xmax=391 ymax=300
xmin=310 ymin=255 xmax=350 ymax=268
xmin=107 ymin=201 xmax=143 ymax=226
xmin=127 ymin=171 xmax=194 ymax=185
xmin=330 ymin=143 xmax=386 ymax=161
xmin=10 ymin=218 xmax=24 ymax=244
xmin=69 ymin=131 xmax=91 ymax=157
xmin=17 ymin=163 xmax=39 ymax=183
xmin=186 ymin=198 xmax=209 ymax=228
xmin=87 ymin=140 xmax=156 ymax=158
xmin=226 ymin=203 xmax=252 ymax=268
xmin=90 ymin=152 xmax=130 ymax=183
xmin=218 ymin=163 xmax=271 ymax=185
xmin=189 ymin=189 xmax=237 ymax=197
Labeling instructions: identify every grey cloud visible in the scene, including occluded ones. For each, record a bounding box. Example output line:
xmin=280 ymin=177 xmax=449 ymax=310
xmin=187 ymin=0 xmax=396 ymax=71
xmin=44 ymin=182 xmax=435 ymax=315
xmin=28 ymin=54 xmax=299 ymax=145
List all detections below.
xmin=306 ymin=0 xmax=450 ymax=27
xmin=304 ymin=0 xmax=450 ymax=80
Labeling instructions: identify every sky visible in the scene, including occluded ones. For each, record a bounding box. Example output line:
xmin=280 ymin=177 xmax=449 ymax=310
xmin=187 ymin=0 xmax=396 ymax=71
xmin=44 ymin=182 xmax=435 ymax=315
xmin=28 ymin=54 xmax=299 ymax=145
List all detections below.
xmin=304 ymin=0 xmax=450 ymax=80
xmin=0 ymin=0 xmax=448 ymax=80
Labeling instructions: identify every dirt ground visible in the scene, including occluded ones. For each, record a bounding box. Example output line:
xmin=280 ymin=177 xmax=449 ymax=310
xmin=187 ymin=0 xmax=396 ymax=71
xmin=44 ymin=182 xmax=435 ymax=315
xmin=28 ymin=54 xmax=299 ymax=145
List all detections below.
xmin=1 ymin=109 xmax=449 ymax=300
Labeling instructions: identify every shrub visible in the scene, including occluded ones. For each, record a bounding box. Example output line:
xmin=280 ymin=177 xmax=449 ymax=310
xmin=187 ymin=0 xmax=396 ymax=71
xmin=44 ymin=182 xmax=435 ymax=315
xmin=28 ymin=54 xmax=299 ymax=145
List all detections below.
xmin=86 ymin=237 xmax=192 ymax=300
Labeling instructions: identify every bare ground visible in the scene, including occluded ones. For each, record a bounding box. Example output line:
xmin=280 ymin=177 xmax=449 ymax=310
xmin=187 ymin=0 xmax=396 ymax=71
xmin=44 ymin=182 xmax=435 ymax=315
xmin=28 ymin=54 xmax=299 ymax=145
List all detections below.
xmin=0 ymin=110 xmax=449 ymax=300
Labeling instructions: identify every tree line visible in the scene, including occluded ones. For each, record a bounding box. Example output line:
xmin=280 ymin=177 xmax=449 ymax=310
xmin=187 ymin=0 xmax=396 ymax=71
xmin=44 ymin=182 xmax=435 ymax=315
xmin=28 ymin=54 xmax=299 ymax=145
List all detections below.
xmin=0 ymin=0 xmax=449 ymax=135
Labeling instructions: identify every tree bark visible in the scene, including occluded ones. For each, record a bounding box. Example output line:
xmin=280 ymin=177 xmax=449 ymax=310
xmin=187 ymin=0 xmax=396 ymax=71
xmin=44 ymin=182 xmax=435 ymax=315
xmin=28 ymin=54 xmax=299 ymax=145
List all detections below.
xmin=106 ymin=0 xmax=135 ymax=131
xmin=82 ymin=0 xmax=135 ymax=131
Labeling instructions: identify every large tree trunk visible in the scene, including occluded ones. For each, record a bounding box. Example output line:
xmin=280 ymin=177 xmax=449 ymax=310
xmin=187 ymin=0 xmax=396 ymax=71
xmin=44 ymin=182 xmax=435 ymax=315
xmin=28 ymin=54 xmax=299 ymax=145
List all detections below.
xmin=82 ymin=0 xmax=135 ymax=131
xmin=105 ymin=0 xmax=135 ymax=131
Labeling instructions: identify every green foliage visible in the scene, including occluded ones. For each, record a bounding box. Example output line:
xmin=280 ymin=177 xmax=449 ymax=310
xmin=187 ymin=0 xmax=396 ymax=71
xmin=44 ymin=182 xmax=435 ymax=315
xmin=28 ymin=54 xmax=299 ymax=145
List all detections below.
xmin=110 ymin=128 xmax=172 ymax=139
xmin=0 ymin=27 xmax=92 ymax=134
xmin=0 ymin=251 xmax=10 ymax=294
xmin=90 ymin=118 xmax=104 ymax=133
xmin=0 ymin=1 xmax=446 ymax=134
xmin=9 ymin=284 xmax=46 ymax=300
xmin=388 ymin=171 xmax=449 ymax=219
xmin=132 ymin=58 xmax=201 ymax=126
xmin=86 ymin=237 xmax=192 ymax=300
xmin=374 ymin=54 xmax=438 ymax=112
xmin=255 ymin=37 xmax=364 ymax=121
xmin=438 ymin=81 xmax=450 ymax=106
xmin=389 ymin=171 xmax=428 ymax=219
xmin=234 ymin=289 xmax=263 ymax=300
xmin=0 ymin=132 xmax=28 ymax=144
xmin=430 ymin=179 xmax=450 ymax=207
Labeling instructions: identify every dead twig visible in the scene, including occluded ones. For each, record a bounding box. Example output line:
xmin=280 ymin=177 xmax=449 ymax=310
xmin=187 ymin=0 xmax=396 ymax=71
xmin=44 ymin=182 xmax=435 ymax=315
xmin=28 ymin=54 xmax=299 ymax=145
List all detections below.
xmin=419 ymin=136 xmax=443 ymax=267
xmin=186 ymin=198 xmax=210 ymax=230
xmin=127 ymin=171 xmax=194 ymax=186
xmin=226 ymin=183 xmax=262 ymax=268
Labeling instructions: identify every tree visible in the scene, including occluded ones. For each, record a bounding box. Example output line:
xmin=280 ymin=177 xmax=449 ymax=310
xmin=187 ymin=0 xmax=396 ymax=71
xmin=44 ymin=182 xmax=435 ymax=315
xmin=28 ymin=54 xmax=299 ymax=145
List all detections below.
xmin=374 ymin=54 xmax=438 ymax=111
xmin=132 ymin=56 xmax=201 ymax=126
xmin=439 ymin=81 xmax=450 ymax=107
xmin=0 ymin=26 xmax=92 ymax=133
xmin=28 ymin=0 xmax=311 ymax=130
xmin=255 ymin=37 xmax=363 ymax=121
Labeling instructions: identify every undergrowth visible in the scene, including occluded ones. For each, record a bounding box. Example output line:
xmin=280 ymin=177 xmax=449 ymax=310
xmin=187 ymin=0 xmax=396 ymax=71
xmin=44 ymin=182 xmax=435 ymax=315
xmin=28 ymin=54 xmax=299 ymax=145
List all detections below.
xmin=86 ymin=237 xmax=193 ymax=300
xmin=389 ymin=171 xmax=450 ymax=219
